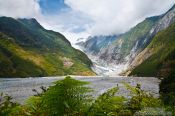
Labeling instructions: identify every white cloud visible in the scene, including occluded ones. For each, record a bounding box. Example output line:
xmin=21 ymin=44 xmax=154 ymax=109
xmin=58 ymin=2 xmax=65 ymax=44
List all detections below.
xmin=35 ymin=10 xmax=93 ymax=44
xmin=65 ymin=0 xmax=175 ymax=35
xmin=38 ymin=13 xmax=91 ymax=44
xmin=0 ymin=0 xmax=175 ymax=41
xmin=0 ymin=0 xmax=91 ymax=43
xmin=0 ymin=0 xmax=41 ymax=18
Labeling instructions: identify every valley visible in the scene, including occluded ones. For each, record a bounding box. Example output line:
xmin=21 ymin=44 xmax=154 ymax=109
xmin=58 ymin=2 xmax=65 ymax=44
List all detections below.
xmin=77 ymin=4 xmax=175 ymax=78
xmin=0 ymin=1 xmax=175 ymax=115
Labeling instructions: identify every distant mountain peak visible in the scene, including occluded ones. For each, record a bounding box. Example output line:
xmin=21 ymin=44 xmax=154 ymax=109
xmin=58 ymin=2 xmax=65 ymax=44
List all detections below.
xmin=18 ymin=18 xmax=43 ymax=29
xmin=162 ymin=4 xmax=175 ymax=16
xmin=168 ymin=4 xmax=175 ymax=11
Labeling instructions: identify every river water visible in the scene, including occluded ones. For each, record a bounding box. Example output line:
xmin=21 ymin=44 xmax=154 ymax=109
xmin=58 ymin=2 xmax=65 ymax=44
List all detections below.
xmin=0 ymin=76 xmax=160 ymax=104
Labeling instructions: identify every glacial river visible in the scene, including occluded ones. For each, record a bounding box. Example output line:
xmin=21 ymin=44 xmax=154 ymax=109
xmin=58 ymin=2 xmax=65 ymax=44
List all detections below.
xmin=0 ymin=76 xmax=160 ymax=104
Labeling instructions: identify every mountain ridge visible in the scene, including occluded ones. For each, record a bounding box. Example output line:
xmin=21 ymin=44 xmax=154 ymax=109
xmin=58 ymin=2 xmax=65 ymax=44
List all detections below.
xmin=77 ymin=15 xmax=160 ymax=75
xmin=129 ymin=17 xmax=175 ymax=77
xmin=77 ymin=4 xmax=175 ymax=76
xmin=0 ymin=17 xmax=95 ymax=77
xmin=128 ymin=4 xmax=175 ymax=77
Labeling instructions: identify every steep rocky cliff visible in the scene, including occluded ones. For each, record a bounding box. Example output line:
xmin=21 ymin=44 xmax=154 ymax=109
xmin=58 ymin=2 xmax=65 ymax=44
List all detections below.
xmin=129 ymin=5 xmax=175 ymax=77
xmin=130 ymin=4 xmax=175 ymax=73
xmin=78 ymin=16 xmax=159 ymax=75
xmin=77 ymin=35 xmax=118 ymax=55
xmin=78 ymin=4 xmax=175 ymax=76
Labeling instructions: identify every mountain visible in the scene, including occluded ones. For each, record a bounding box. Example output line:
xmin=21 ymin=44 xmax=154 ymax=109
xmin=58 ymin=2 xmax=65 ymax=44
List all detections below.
xmin=78 ymin=16 xmax=160 ymax=75
xmin=76 ymin=35 xmax=119 ymax=75
xmin=98 ymin=16 xmax=160 ymax=64
xmin=78 ymin=4 xmax=175 ymax=76
xmin=82 ymin=16 xmax=160 ymax=65
xmin=126 ymin=5 xmax=175 ymax=104
xmin=129 ymin=4 xmax=175 ymax=77
xmin=0 ymin=17 xmax=95 ymax=77
xmin=77 ymin=35 xmax=118 ymax=55
xmin=129 ymin=18 xmax=175 ymax=77
xmin=127 ymin=6 xmax=175 ymax=105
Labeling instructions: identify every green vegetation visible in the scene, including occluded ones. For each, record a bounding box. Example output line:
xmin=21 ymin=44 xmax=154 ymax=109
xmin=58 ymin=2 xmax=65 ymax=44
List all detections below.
xmin=129 ymin=22 xmax=175 ymax=110
xmin=0 ymin=93 xmax=19 ymax=116
xmin=160 ymin=71 xmax=175 ymax=107
xmin=111 ymin=16 xmax=160 ymax=58
xmin=130 ymin=22 xmax=175 ymax=77
xmin=42 ymin=77 xmax=93 ymax=116
xmin=1 ymin=76 xmax=174 ymax=116
xmin=0 ymin=17 xmax=95 ymax=77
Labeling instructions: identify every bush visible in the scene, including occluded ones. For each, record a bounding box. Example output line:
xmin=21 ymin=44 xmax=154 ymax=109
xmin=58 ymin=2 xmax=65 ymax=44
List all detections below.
xmin=1 ymin=76 xmax=175 ymax=116
xmin=0 ymin=93 xmax=19 ymax=116
xmin=41 ymin=76 xmax=93 ymax=116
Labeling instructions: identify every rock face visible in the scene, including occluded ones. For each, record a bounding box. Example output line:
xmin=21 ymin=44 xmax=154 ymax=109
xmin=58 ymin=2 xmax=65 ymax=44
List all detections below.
xmin=153 ymin=5 xmax=175 ymax=34
xmin=77 ymin=35 xmax=118 ymax=55
xmin=76 ymin=35 xmax=120 ymax=75
xmin=78 ymin=17 xmax=159 ymax=75
xmin=130 ymin=20 xmax=175 ymax=77
xmin=130 ymin=4 xmax=175 ymax=69
xmin=80 ymin=16 xmax=160 ymax=65
xmin=77 ymin=4 xmax=175 ymax=76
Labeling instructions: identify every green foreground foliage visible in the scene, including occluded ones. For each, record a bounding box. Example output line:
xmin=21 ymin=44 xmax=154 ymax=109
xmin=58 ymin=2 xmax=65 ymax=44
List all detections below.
xmin=0 ymin=76 xmax=175 ymax=116
xmin=160 ymin=71 xmax=175 ymax=107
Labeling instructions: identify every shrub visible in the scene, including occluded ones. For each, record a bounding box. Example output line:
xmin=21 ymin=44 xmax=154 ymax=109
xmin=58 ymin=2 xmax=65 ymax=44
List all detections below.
xmin=0 ymin=93 xmax=19 ymax=116
xmin=41 ymin=76 xmax=93 ymax=116
xmin=1 ymin=76 xmax=175 ymax=116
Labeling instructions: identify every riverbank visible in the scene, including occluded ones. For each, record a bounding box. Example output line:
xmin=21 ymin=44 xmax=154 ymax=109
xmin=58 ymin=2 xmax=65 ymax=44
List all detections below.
xmin=0 ymin=76 xmax=160 ymax=104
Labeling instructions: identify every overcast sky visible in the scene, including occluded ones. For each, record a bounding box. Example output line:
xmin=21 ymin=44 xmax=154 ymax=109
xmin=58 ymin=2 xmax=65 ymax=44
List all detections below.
xmin=0 ymin=0 xmax=175 ymax=43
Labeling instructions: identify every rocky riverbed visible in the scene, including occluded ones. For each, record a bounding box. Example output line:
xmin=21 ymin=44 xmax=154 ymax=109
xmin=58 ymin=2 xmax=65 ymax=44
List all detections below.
xmin=0 ymin=76 xmax=160 ymax=104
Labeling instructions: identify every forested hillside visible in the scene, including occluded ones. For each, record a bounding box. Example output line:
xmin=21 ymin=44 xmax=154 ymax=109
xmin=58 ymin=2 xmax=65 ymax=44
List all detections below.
xmin=0 ymin=17 xmax=95 ymax=77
